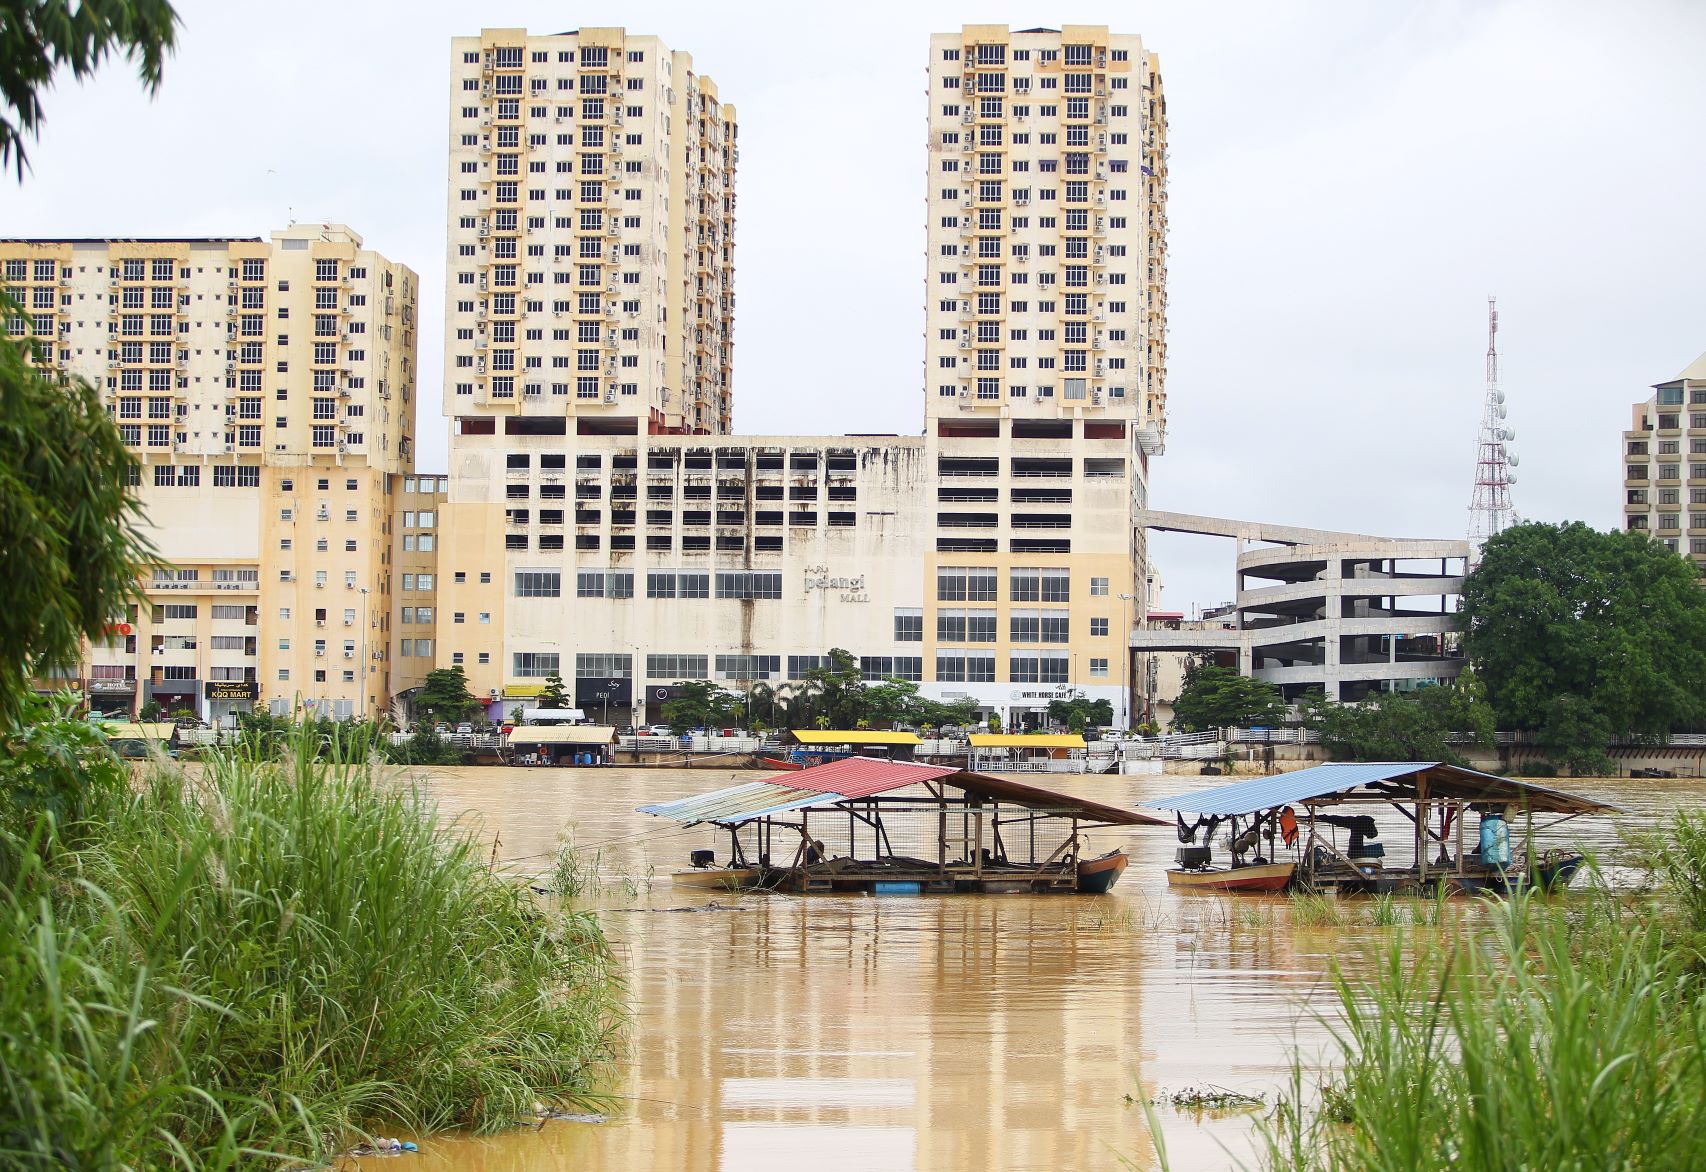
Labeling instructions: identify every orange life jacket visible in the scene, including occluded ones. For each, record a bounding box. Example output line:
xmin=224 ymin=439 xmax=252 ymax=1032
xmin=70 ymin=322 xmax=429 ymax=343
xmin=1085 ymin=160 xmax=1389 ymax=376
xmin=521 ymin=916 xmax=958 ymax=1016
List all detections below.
xmin=1279 ymin=806 xmax=1299 ymax=848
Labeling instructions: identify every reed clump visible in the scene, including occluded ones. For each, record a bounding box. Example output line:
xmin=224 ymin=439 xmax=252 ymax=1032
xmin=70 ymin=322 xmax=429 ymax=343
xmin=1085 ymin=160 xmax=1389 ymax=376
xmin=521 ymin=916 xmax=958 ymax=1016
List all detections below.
xmin=1258 ymin=812 xmax=1706 ymax=1171
xmin=1286 ymin=891 xmax=1343 ymax=928
xmin=0 ymin=720 xmax=623 ymax=1168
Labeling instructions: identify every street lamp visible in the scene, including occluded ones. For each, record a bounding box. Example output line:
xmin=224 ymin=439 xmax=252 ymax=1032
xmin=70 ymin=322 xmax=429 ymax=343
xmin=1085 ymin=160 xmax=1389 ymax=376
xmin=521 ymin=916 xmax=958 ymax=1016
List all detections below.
xmin=1118 ymin=592 xmax=1137 ymax=730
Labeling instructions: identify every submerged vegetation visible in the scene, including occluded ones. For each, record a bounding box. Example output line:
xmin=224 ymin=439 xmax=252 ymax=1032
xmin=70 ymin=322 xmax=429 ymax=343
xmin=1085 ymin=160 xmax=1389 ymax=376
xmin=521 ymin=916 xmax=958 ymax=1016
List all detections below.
xmin=0 ymin=716 xmax=622 ymax=1168
xmin=1248 ymin=815 xmax=1706 ymax=1171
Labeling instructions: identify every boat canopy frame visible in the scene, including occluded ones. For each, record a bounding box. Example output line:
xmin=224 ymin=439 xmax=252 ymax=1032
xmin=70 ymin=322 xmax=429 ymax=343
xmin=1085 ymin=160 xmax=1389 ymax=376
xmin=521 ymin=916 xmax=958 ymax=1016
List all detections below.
xmin=1147 ymin=762 xmax=1622 ymax=894
xmin=639 ymin=756 xmax=1161 ymax=892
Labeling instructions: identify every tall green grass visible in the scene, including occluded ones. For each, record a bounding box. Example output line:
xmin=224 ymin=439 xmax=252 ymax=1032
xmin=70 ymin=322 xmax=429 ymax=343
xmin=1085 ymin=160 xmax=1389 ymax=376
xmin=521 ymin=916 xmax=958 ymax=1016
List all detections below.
xmin=0 ymin=723 xmax=623 ymax=1167
xmin=1258 ymin=832 xmax=1706 ymax=1170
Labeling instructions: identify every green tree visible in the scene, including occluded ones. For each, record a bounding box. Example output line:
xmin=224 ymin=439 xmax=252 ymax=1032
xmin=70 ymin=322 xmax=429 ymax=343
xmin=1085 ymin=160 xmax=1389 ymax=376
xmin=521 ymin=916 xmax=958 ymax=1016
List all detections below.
xmin=0 ymin=0 xmax=180 ymax=178
xmin=535 ymin=670 xmax=570 ymax=709
xmin=1534 ymin=695 xmax=1615 ymax=777
xmin=799 ymin=648 xmax=865 ymax=728
xmin=0 ymin=0 xmax=180 ymax=727
xmin=660 ymin=680 xmax=741 ymax=734
xmin=915 ymin=695 xmax=980 ymax=730
xmin=864 ymin=677 xmax=924 ymax=728
xmin=415 ymin=667 xmax=480 ymax=724
xmin=1462 ymin=522 xmax=1706 ymax=764
xmin=1305 ymin=675 xmax=1495 ymax=765
xmin=1047 ymin=695 xmax=1114 ymax=731
xmin=1171 ymin=664 xmax=1285 ymax=732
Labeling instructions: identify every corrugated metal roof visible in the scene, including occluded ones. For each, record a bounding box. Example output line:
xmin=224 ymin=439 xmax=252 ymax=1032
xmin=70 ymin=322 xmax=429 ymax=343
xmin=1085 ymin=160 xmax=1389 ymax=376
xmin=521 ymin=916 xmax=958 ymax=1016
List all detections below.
xmin=1147 ymin=762 xmax=1623 ymax=816
xmin=637 ymin=757 xmax=1163 ymax=827
xmin=969 ymin=734 xmax=1086 ymax=749
xmin=782 ymin=756 xmax=956 ymax=797
xmin=637 ymin=781 xmax=832 ymax=826
xmin=791 ymin=729 xmax=924 ymax=746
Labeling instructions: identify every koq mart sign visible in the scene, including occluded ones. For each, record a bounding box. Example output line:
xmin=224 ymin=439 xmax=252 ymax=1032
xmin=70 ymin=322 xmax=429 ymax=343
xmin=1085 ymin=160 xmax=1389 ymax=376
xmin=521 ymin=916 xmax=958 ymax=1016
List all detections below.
xmin=204 ymin=681 xmax=258 ymax=701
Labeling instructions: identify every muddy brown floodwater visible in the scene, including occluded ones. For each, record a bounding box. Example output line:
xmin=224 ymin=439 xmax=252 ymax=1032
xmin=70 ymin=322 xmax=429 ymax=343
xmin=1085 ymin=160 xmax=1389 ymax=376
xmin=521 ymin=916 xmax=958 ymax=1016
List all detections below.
xmin=367 ymin=767 xmax=1698 ymax=1172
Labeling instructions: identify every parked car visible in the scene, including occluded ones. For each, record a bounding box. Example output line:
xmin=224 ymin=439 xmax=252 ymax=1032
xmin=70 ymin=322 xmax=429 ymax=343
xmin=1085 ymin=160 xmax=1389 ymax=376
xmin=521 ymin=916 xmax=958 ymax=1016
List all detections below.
xmin=434 ymin=723 xmax=450 ymax=734
xmin=647 ymin=724 xmax=673 ymax=737
xmin=455 ymin=722 xmax=474 ymax=735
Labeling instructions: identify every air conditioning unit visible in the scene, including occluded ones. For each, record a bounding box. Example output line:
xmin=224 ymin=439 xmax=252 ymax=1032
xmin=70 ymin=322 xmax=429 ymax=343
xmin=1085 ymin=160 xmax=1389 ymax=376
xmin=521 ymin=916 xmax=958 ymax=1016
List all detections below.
xmin=958 ymin=339 xmax=969 ymax=349
xmin=604 ymin=389 xmax=617 ymax=404
xmin=1016 ymin=196 xmax=1029 ymax=206
xmin=315 ymin=619 xmax=325 ymax=627
xmin=343 ymin=650 xmax=354 ymax=659
xmin=958 ymin=384 xmax=970 ymax=398
xmin=1091 ymin=389 xmax=1104 ymax=404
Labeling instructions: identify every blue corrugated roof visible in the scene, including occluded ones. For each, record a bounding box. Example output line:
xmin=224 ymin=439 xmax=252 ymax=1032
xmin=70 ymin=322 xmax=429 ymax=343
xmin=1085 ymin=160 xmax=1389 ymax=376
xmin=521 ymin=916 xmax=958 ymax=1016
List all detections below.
xmin=1146 ymin=762 xmax=1622 ymax=817
xmin=637 ymin=781 xmax=833 ymax=826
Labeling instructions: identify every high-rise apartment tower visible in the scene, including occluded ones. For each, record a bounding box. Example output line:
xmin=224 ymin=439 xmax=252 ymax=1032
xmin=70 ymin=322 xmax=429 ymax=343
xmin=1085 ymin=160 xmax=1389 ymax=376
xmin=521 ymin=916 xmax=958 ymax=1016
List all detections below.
xmin=443 ymin=28 xmax=737 ymax=437
xmin=1623 ymin=350 xmax=1706 ymax=568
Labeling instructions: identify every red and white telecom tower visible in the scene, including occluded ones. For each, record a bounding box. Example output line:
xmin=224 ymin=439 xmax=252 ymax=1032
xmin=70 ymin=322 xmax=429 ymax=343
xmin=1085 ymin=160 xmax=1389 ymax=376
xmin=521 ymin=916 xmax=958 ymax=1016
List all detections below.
xmin=1468 ymin=296 xmax=1517 ymax=561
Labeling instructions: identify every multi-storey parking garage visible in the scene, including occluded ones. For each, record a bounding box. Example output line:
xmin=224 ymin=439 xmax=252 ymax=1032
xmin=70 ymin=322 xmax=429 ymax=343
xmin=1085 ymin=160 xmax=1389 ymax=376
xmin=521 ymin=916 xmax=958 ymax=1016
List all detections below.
xmin=1132 ymin=512 xmax=1469 ymax=705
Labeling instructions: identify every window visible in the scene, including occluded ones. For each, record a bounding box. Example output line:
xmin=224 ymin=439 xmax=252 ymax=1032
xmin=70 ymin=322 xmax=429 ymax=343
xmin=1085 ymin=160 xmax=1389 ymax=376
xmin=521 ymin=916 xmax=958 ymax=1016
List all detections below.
xmin=575 ymin=653 xmax=633 ymax=679
xmin=715 ymin=654 xmax=781 ymax=680
xmin=894 ymin=609 xmax=923 ymax=642
xmin=1010 ymin=654 xmax=1070 ymax=684
xmin=937 ymin=566 xmax=998 ymax=601
xmin=576 ymin=570 xmax=635 ymax=598
xmin=513 ymin=570 xmax=561 ymax=597
xmin=646 ymin=654 xmax=709 ymax=679
xmin=513 ymin=652 xmax=560 ymax=678
xmin=937 ymin=609 xmax=997 ymax=642
xmin=715 ymin=571 xmax=782 ymax=600
xmin=1090 ymin=617 xmax=1110 ymax=637
xmin=1090 ymin=576 xmax=1110 ymax=596
xmin=936 ymin=651 xmax=995 ymax=683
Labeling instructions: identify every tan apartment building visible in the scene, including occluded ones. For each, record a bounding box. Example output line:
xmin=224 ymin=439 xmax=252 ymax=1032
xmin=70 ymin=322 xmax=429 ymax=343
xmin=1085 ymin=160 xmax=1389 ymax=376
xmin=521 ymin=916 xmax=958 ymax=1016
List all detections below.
xmin=390 ymin=474 xmax=447 ymax=704
xmin=919 ymin=24 xmax=1169 ymax=722
xmin=442 ymin=27 xmax=736 ymax=436
xmin=1623 ymin=350 xmax=1706 ymax=566
xmin=439 ymin=25 xmax=1169 ymax=730
xmin=2 ymin=225 xmax=419 ymax=721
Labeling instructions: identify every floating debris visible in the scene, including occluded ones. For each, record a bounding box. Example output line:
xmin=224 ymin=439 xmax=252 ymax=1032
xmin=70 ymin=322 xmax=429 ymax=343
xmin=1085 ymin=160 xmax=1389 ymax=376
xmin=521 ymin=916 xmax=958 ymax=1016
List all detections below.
xmin=542 ymin=1111 xmax=609 ymax=1124
xmin=346 ymin=1137 xmax=419 ymax=1156
xmin=1151 ymin=1084 xmax=1265 ymax=1111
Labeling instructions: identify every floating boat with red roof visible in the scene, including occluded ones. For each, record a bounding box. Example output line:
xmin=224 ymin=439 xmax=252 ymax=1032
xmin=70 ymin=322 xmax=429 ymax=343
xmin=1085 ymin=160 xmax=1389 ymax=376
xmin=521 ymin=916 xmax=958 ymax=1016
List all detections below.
xmin=641 ymin=757 xmax=1163 ymax=895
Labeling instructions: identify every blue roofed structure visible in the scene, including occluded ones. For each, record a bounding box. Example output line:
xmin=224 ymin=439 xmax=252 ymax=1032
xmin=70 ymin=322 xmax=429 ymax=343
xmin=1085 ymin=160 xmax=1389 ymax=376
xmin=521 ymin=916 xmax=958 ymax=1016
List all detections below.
xmin=1147 ymin=762 xmax=1622 ymax=817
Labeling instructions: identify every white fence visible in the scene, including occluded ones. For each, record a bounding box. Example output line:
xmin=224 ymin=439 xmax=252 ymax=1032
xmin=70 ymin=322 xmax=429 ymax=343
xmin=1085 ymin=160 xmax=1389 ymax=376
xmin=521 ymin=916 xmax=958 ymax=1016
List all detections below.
xmin=616 ymin=735 xmax=767 ymax=754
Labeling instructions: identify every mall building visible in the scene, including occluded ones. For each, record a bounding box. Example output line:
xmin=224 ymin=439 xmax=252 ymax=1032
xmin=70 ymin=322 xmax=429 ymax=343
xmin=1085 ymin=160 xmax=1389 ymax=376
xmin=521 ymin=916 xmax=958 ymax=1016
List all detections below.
xmin=436 ymin=24 xmax=1170 ymax=729
xmin=12 ymin=24 xmax=1171 ymax=730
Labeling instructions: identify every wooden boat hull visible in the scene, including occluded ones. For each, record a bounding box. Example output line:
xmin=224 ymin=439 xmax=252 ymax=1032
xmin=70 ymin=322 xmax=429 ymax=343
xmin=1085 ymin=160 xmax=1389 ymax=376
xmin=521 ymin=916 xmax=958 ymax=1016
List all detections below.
xmin=671 ymin=867 xmax=761 ymax=890
xmin=758 ymin=756 xmax=802 ymax=771
xmin=1440 ymin=852 xmax=1586 ymax=897
xmin=1076 ymin=849 xmax=1128 ymax=894
xmin=1166 ymin=861 xmax=1295 ymax=893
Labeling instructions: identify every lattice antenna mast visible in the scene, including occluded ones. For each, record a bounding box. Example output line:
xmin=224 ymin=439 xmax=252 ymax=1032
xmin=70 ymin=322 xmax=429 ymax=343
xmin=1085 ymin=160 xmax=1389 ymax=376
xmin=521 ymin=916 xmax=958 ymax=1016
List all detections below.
xmin=1468 ymin=296 xmax=1517 ymax=557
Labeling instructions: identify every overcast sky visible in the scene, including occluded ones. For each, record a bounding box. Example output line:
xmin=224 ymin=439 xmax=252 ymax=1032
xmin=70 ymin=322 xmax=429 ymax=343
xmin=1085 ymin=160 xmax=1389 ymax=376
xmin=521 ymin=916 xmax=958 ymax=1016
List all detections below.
xmin=4 ymin=0 xmax=1703 ymax=610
